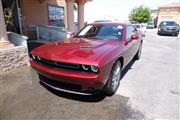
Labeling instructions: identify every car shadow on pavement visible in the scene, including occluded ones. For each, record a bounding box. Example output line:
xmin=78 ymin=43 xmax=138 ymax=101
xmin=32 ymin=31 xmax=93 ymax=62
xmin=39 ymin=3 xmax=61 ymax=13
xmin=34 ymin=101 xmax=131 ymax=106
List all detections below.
xmin=40 ymin=81 xmax=107 ymax=102
xmin=121 ymin=59 xmax=136 ymax=80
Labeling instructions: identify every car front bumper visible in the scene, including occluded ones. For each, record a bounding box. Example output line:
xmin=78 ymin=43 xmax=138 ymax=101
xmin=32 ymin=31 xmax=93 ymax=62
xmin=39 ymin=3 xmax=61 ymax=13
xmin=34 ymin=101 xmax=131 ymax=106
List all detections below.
xmin=30 ymin=60 xmax=106 ymax=93
xmin=158 ymin=29 xmax=179 ymax=35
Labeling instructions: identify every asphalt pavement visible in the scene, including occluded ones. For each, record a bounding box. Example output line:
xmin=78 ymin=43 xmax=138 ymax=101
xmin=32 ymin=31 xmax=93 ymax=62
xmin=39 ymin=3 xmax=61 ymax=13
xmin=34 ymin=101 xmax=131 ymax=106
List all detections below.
xmin=0 ymin=29 xmax=179 ymax=120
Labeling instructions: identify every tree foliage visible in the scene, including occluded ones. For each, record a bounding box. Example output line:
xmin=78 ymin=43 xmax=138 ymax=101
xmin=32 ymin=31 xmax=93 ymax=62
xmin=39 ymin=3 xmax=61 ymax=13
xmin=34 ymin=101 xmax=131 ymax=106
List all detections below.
xmin=129 ymin=6 xmax=151 ymax=23
xmin=74 ymin=3 xmax=78 ymax=11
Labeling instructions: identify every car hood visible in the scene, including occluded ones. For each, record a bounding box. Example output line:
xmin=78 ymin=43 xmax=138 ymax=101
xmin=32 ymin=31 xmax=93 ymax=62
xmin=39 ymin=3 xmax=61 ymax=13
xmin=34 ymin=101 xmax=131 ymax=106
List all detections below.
xmin=31 ymin=38 xmax=119 ymax=65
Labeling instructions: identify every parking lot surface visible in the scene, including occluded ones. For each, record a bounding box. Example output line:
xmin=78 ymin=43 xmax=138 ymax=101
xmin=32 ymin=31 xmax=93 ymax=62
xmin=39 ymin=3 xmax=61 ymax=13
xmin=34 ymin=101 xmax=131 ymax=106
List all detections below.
xmin=0 ymin=30 xmax=179 ymax=120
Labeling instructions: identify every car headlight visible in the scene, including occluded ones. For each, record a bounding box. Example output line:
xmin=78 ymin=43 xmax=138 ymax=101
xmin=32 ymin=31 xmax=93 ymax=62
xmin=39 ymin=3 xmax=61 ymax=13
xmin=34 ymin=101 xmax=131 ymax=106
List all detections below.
xmin=82 ymin=65 xmax=90 ymax=71
xmin=37 ymin=56 xmax=41 ymax=60
xmin=32 ymin=55 xmax=36 ymax=60
xmin=82 ymin=65 xmax=99 ymax=73
xmin=90 ymin=66 xmax=99 ymax=73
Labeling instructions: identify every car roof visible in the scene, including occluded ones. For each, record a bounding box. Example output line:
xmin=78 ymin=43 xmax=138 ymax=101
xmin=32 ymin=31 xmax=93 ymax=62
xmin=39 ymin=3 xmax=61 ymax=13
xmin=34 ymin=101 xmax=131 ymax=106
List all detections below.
xmin=88 ymin=22 xmax=131 ymax=26
xmin=133 ymin=24 xmax=141 ymax=25
xmin=160 ymin=21 xmax=176 ymax=23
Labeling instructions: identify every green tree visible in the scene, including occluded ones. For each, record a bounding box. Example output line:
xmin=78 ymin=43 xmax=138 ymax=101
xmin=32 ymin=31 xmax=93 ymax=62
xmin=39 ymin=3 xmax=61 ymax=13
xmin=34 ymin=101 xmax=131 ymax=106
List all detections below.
xmin=129 ymin=6 xmax=151 ymax=23
xmin=74 ymin=3 xmax=78 ymax=11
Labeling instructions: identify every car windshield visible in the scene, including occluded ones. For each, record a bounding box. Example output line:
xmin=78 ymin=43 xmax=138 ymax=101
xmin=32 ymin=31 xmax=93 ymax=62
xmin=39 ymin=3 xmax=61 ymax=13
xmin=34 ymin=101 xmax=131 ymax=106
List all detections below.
xmin=163 ymin=21 xmax=176 ymax=26
xmin=76 ymin=24 xmax=124 ymax=40
xmin=148 ymin=23 xmax=153 ymax=25
xmin=134 ymin=24 xmax=141 ymax=28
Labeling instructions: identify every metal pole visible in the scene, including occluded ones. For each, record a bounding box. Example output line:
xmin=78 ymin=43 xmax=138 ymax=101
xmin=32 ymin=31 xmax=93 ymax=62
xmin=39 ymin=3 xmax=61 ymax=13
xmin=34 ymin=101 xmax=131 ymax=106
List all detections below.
xmin=16 ymin=0 xmax=23 ymax=34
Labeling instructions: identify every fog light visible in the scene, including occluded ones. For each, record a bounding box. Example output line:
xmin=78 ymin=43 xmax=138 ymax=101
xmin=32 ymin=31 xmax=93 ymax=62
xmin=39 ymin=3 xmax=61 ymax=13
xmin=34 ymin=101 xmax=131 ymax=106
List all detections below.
xmin=88 ymin=87 xmax=95 ymax=91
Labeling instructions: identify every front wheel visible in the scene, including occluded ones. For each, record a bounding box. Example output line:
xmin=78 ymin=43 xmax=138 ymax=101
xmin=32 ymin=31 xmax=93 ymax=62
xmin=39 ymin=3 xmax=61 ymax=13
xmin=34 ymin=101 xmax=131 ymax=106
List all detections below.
xmin=104 ymin=61 xmax=122 ymax=96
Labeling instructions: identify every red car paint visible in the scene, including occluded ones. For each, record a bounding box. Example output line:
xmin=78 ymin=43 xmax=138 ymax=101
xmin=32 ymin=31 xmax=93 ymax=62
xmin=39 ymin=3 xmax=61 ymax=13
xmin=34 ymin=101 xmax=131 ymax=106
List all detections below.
xmin=30 ymin=22 xmax=143 ymax=94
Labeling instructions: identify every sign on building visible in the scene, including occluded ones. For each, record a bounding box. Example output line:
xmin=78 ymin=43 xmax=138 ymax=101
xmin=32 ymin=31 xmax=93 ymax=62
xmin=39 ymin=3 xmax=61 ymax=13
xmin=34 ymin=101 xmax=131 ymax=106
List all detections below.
xmin=48 ymin=5 xmax=65 ymax=27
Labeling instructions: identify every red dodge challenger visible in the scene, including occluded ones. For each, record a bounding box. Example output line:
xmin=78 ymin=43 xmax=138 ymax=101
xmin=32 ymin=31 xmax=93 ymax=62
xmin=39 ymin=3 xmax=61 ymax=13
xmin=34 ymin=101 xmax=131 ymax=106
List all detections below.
xmin=30 ymin=22 xmax=143 ymax=95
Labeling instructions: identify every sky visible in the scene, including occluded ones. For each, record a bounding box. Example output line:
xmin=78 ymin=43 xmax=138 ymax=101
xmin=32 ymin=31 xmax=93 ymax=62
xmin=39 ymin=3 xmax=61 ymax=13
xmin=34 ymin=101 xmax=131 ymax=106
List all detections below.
xmin=84 ymin=0 xmax=180 ymax=22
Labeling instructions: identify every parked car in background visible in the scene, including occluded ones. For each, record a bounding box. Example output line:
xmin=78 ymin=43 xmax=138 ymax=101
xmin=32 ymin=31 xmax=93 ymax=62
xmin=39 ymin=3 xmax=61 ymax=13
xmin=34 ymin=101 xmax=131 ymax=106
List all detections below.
xmin=146 ymin=21 xmax=155 ymax=29
xmin=30 ymin=22 xmax=143 ymax=96
xmin=133 ymin=24 xmax=146 ymax=37
xmin=158 ymin=21 xmax=179 ymax=36
xmin=94 ymin=20 xmax=112 ymax=22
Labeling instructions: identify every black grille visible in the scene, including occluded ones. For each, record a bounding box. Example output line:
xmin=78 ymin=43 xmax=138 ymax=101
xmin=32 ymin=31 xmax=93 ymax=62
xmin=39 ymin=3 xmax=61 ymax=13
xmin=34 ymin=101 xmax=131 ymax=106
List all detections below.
xmin=33 ymin=57 xmax=80 ymax=70
xmin=165 ymin=27 xmax=177 ymax=31
xmin=31 ymin=56 xmax=98 ymax=73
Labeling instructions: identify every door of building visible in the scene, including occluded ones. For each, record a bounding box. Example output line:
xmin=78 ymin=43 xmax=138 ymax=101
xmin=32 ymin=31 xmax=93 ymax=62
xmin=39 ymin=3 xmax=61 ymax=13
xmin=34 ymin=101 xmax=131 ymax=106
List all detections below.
xmin=2 ymin=0 xmax=22 ymax=34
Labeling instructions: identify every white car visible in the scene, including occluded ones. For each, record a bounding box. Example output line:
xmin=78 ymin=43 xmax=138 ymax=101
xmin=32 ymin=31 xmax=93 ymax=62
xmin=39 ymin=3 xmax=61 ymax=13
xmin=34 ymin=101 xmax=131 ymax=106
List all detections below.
xmin=133 ymin=24 xmax=146 ymax=37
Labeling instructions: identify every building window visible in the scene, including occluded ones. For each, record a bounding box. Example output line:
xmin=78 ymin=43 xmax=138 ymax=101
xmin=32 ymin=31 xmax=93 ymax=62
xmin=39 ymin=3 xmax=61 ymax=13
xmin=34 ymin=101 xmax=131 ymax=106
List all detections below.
xmin=48 ymin=5 xmax=65 ymax=27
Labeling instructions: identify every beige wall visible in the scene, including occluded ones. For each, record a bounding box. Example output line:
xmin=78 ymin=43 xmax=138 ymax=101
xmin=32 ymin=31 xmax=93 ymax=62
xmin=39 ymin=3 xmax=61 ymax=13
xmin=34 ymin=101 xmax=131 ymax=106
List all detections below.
xmin=0 ymin=0 xmax=8 ymax=41
xmin=158 ymin=7 xmax=180 ymax=26
xmin=21 ymin=0 xmax=67 ymax=29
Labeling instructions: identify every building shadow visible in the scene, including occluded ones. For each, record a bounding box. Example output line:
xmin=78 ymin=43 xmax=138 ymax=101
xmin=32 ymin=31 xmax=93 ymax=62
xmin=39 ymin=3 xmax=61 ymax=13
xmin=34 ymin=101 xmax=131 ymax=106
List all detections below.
xmin=40 ymin=81 xmax=107 ymax=102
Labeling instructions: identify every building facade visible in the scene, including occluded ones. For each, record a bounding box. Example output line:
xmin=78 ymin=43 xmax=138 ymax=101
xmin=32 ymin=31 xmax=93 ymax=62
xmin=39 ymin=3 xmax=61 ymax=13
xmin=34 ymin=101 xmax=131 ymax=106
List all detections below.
xmin=158 ymin=2 xmax=180 ymax=26
xmin=21 ymin=0 xmax=67 ymax=30
xmin=150 ymin=9 xmax=159 ymax=27
xmin=0 ymin=0 xmax=91 ymax=48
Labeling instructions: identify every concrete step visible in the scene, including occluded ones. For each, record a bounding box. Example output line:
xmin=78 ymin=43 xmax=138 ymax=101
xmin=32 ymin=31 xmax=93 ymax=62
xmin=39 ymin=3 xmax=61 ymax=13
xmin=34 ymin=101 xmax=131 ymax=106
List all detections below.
xmin=0 ymin=42 xmax=14 ymax=49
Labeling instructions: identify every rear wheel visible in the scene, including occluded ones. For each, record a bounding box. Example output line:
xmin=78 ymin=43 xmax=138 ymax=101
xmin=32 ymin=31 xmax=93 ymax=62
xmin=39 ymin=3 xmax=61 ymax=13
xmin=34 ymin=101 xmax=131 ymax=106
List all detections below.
xmin=134 ymin=44 xmax=142 ymax=60
xmin=104 ymin=61 xmax=121 ymax=96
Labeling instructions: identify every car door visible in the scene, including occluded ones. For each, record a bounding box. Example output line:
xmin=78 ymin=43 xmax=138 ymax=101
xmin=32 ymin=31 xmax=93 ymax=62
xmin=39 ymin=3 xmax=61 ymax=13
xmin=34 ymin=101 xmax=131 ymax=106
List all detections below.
xmin=122 ymin=26 xmax=134 ymax=66
xmin=130 ymin=26 xmax=141 ymax=56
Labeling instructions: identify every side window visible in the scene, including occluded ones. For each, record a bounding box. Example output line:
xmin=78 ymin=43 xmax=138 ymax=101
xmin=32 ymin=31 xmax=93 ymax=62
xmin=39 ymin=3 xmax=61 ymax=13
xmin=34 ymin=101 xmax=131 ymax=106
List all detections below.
xmin=132 ymin=26 xmax=137 ymax=35
xmin=126 ymin=26 xmax=137 ymax=40
xmin=126 ymin=26 xmax=131 ymax=39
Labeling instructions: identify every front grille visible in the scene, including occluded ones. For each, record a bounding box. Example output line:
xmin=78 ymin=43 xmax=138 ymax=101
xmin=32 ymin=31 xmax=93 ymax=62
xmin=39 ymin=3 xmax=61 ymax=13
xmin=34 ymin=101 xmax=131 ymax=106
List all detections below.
xmin=31 ymin=55 xmax=99 ymax=73
xmin=33 ymin=57 xmax=81 ymax=71
xmin=166 ymin=28 xmax=176 ymax=31
xmin=165 ymin=27 xmax=177 ymax=31
xmin=39 ymin=58 xmax=79 ymax=69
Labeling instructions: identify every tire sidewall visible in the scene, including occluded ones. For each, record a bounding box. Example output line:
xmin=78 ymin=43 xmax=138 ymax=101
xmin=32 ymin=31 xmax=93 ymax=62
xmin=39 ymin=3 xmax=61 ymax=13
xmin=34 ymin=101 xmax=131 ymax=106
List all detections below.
xmin=134 ymin=43 xmax=142 ymax=60
xmin=104 ymin=61 xmax=121 ymax=95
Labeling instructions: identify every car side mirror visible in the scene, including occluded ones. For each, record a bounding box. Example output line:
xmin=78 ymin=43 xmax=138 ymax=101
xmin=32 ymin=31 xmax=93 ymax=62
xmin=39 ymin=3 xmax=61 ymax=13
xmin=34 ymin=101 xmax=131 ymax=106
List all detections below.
xmin=131 ymin=34 xmax=139 ymax=40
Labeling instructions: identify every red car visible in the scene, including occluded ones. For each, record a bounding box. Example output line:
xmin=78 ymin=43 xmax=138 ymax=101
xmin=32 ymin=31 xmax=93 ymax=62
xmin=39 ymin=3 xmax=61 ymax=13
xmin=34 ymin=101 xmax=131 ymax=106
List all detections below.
xmin=30 ymin=22 xmax=143 ymax=95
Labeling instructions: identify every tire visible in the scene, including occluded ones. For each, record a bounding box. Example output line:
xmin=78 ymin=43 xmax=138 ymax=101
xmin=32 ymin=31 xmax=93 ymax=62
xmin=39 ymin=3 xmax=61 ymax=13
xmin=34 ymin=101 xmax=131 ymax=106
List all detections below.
xmin=104 ymin=61 xmax=122 ymax=96
xmin=134 ymin=44 xmax=142 ymax=60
